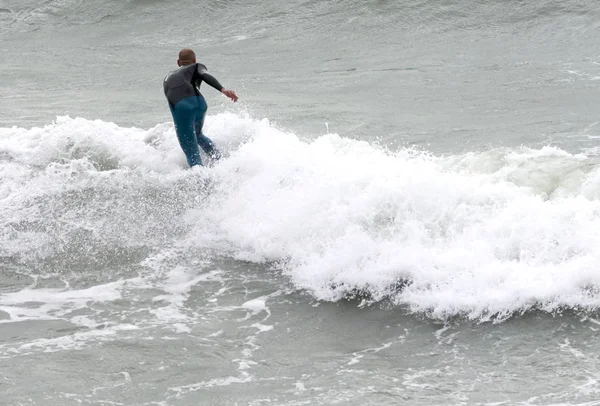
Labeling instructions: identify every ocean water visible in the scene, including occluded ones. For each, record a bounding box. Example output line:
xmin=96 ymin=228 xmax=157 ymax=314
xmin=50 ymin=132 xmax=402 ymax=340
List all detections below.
xmin=2 ymin=1 xmax=600 ymax=405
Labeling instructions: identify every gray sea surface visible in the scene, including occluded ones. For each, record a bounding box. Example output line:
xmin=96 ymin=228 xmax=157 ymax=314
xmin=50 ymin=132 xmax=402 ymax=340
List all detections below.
xmin=2 ymin=1 xmax=600 ymax=405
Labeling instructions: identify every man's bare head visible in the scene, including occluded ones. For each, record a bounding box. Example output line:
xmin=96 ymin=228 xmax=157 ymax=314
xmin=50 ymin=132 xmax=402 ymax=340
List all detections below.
xmin=177 ymin=49 xmax=196 ymax=66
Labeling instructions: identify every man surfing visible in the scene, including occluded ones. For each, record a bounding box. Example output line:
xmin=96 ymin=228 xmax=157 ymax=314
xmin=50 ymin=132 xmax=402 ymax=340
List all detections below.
xmin=163 ymin=48 xmax=238 ymax=167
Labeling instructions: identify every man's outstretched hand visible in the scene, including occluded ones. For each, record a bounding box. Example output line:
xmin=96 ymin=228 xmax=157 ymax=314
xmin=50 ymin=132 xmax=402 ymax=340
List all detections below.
xmin=221 ymin=89 xmax=238 ymax=102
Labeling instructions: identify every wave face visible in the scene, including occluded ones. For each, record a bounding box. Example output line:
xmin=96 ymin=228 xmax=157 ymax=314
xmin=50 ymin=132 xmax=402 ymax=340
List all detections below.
xmin=2 ymin=114 xmax=600 ymax=322
xmin=3 ymin=0 xmax=600 ymax=155
xmin=1 ymin=0 xmax=597 ymax=30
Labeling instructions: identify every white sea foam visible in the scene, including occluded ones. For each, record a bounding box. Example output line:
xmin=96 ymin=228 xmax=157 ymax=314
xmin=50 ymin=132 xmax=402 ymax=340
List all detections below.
xmin=0 ymin=281 xmax=123 ymax=323
xmin=3 ymin=114 xmax=600 ymax=322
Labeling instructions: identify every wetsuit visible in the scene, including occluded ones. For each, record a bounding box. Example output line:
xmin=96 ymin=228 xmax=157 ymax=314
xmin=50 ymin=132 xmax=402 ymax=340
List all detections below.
xmin=163 ymin=63 xmax=224 ymax=167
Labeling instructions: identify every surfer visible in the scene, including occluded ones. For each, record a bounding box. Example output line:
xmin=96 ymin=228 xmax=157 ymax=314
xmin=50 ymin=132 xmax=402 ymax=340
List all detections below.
xmin=163 ymin=48 xmax=238 ymax=167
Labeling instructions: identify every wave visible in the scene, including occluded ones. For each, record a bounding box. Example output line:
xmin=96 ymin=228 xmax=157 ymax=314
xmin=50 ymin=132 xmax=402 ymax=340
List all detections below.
xmin=2 ymin=114 xmax=600 ymax=322
xmin=2 ymin=0 xmax=597 ymax=36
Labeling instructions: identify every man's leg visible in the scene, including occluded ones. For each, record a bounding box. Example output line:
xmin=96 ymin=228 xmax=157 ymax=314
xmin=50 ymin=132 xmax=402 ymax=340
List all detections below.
xmin=194 ymin=97 xmax=222 ymax=160
xmin=172 ymin=102 xmax=202 ymax=167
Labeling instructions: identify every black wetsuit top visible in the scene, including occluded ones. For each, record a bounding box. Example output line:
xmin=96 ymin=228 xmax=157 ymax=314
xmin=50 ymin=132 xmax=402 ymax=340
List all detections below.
xmin=163 ymin=63 xmax=224 ymax=107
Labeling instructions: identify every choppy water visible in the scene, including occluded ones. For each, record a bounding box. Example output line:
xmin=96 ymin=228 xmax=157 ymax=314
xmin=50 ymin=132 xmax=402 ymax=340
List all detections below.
xmin=2 ymin=1 xmax=600 ymax=405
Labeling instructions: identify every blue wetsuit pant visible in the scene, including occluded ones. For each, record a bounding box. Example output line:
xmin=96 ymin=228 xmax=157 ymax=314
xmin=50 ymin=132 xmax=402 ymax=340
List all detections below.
xmin=169 ymin=96 xmax=221 ymax=167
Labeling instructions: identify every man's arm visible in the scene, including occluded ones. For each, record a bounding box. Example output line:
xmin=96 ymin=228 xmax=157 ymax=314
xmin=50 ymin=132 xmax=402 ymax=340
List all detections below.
xmin=197 ymin=64 xmax=239 ymax=102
